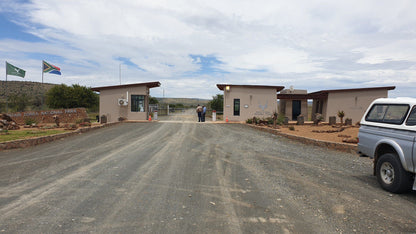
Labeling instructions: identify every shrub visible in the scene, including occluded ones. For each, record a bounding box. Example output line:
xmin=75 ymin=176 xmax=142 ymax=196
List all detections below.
xmin=277 ymin=113 xmax=286 ymax=125
xmin=337 ymin=110 xmax=345 ymax=125
xmin=24 ymin=118 xmax=38 ymax=126
xmin=246 ymin=118 xmax=253 ymax=124
xmin=79 ymin=122 xmax=91 ymax=127
xmin=288 ymin=126 xmax=295 ymax=131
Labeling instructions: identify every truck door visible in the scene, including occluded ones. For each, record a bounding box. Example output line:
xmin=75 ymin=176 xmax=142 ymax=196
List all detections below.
xmin=405 ymin=105 xmax=416 ymax=171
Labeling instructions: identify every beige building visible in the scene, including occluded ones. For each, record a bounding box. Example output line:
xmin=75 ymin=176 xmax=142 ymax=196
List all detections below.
xmin=217 ymin=84 xmax=284 ymax=122
xmin=278 ymin=88 xmax=308 ymax=120
xmin=309 ymin=86 xmax=395 ymax=123
xmin=92 ymin=82 xmax=161 ymax=123
xmin=278 ymin=86 xmax=395 ymax=123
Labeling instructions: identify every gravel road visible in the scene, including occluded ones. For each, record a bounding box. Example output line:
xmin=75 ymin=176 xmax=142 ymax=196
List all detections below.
xmin=0 ymin=117 xmax=415 ymax=233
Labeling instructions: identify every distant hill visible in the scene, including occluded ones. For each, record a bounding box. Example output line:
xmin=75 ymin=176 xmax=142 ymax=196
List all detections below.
xmin=0 ymin=81 xmax=56 ymax=101
xmin=156 ymin=97 xmax=210 ymax=106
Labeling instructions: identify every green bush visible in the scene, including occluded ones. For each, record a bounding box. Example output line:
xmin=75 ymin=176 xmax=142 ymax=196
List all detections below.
xmin=246 ymin=118 xmax=253 ymax=124
xmin=288 ymin=125 xmax=295 ymax=131
xmin=277 ymin=113 xmax=286 ymax=125
xmin=24 ymin=118 xmax=38 ymax=126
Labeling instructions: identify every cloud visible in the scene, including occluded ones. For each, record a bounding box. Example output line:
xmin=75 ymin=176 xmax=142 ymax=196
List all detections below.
xmin=354 ymin=39 xmax=416 ymax=64
xmin=0 ymin=0 xmax=415 ymax=98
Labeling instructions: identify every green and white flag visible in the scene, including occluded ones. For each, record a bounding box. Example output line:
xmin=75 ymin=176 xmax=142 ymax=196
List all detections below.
xmin=6 ymin=62 xmax=26 ymax=78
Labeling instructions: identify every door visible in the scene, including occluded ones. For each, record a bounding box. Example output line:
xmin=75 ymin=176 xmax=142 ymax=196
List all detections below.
xmin=292 ymin=100 xmax=301 ymax=120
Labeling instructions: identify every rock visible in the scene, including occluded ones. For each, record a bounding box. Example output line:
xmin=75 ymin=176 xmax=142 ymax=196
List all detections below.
xmin=297 ymin=115 xmax=304 ymax=125
xmin=338 ymin=134 xmax=351 ymax=138
xmin=345 ymin=118 xmax=353 ymax=126
xmin=53 ymin=115 xmax=60 ymax=127
xmin=343 ymin=138 xmax=358 ymax=144
xmin=0 ymin=114 xmax=19 ymax=130
xmin=0 ymin=114 xmax=13 ymax=122
xmin=329 ymin=116 xmax=336 ymax=125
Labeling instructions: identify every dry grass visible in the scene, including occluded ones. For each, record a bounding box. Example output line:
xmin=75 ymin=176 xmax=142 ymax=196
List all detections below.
xmin=278 ymin=124 xmax=359 ymax=143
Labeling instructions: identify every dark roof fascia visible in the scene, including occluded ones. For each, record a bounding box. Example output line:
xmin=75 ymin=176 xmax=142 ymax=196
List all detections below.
xmin=217 ymin=84 xmax=284 ymax=92
xmin=91 ymin=81 xmax=161 ymax=91
xmin=308 ymin=86 xmax=396 ymax=95
xmin=277 ymin=93 xmax=328 ymax=100
xmin=276 ymin=94 xmax=310 ymax=100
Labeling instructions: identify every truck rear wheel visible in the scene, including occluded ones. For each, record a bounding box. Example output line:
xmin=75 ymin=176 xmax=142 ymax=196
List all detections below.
xmin=376 ymin=153 xmax=413 ymax=193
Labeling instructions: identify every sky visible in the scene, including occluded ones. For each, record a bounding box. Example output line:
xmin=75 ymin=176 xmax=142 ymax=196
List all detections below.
xmin=0 ymin=0 xmax=416 ymax=99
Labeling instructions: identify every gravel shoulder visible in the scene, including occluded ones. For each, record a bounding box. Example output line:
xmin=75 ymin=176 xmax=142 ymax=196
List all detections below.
xmin=0 ymin=121 xmax=415 ymax=233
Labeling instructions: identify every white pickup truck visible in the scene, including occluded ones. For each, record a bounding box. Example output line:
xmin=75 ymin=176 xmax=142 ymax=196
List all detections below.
xmin=358 ymin=97 xmax=416 ymax=193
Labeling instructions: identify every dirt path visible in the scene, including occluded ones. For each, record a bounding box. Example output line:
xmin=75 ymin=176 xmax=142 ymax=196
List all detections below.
xmin=0 ymin=120 xmax=415 ymax=233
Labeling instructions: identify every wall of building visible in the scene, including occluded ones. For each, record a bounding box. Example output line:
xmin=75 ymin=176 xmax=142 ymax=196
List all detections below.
xmin=99 ymin=86 xmax=148 ymax=123
xmin=223 ymin=86 xmax=278 ymax=122
xmin=312 ymin=99 xmax=328 ymax=121
xmin=278 ymin=89 xmax=308 ymax=120
xmin=325 ymin=89 xmax=388 ymax=123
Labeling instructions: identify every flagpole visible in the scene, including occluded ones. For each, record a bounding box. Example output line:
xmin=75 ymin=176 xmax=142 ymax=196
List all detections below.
xmin=41 ymin=60 xmax=44 ymax=110
xmin=5 ymin=61 xmax=7 ymax=113
xmin=42 ymin=60 xmax=44 ymax=84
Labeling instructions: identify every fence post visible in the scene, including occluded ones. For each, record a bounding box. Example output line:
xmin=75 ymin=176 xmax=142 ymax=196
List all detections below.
xmin=212 ymin=110 xmax=216 ymax=122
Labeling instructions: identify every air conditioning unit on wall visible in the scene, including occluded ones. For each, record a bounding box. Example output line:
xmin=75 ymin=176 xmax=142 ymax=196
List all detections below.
xmin=118 ymin=99 xmax=128 ymax=106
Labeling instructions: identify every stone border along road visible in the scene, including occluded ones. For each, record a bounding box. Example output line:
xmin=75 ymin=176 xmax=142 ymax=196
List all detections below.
xmin=245 ymin=124 xmax=357 ymax=154
xmin=0 ymin=121 xmax=357 ymax=153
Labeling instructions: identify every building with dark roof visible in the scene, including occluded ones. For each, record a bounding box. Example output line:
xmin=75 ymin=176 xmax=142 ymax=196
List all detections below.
xmin=217 ymin=84 xmax=284 ymax=122
xmin=277 ymin=86 xmax=396 ymax=123
xmin=92 ymin=82 xmax=161 ymax=122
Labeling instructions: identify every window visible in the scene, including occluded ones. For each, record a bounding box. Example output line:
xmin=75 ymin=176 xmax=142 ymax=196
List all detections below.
xmin=131 ymin=95 xmax=145 ymax=112
xmin=406 ymin=106 xmax=416 ymax=126
xmin=365 ymin=104 xmax=409 ymax=125
xmin=233 ymin=99 xmax=240 ymax=116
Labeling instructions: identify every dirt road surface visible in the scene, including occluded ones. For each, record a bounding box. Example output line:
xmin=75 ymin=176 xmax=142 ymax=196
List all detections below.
xmin=0 ymin=112 xmax=415 ymax=233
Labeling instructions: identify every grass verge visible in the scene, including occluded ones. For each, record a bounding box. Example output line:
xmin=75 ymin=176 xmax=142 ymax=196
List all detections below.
xmin=0 ymin=129 xmax=69 ymax=142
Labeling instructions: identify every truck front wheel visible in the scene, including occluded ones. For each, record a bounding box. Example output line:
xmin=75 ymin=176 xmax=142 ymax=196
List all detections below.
xmin=376 ymin=153 xmax=413 ymax=193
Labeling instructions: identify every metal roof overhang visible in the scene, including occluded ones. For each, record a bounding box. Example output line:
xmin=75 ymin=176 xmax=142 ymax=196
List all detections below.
xmin=91 ymin=81 xmax=161 ymax=92
xmin=217 ymin=84 xmax=284 ymax=92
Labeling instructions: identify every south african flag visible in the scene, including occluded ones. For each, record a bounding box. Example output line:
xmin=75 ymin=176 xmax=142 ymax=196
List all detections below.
xmin=43 ymin=60 xmax=61 ymax=75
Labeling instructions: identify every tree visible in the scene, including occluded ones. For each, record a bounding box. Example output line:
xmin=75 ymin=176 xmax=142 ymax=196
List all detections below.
xmin=149 ymin=96 xmax=159 ymax=104
xmin=46 ymin=84 xmax=99 ymax=110
xmin=208 ymin=94 xmax=223 ymax=112
xmin=337 ymin=110 xmax=345 ymax=125
xmin=8 ymin=93 xmax=29 ymax=112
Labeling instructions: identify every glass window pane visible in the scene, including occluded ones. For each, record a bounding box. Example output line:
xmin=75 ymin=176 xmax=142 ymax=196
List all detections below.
xmin=131 ymin=95 xmax=145 ymax=112
xmin=366 ymin=104 xmax=387 ymax=122
xmin=234 ymin=99 xmax=240 ymax=116
xmin=383 ymin=105 xmax=409 ymax=124
xmin=366 ymin=104 xmax=409 ymax=124
xmin=406 ymin=106 xmax=416 ymax=126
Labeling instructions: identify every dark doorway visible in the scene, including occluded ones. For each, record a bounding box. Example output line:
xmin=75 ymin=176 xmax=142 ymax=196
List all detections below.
xmin=292 ymin=100 xmax=301 ymax=120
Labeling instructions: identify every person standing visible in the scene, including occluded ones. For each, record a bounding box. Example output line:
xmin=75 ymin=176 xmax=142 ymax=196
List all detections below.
xmin=202 ymin=105 xmax=207 ymax=122
xmin=196 ymin=104 xmax=203 ymax=122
